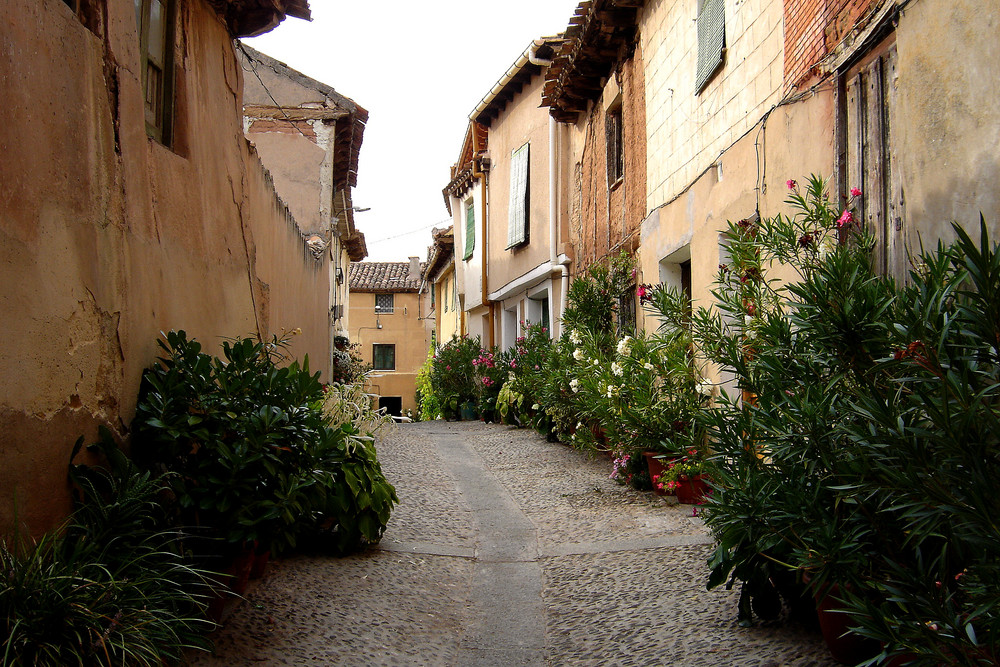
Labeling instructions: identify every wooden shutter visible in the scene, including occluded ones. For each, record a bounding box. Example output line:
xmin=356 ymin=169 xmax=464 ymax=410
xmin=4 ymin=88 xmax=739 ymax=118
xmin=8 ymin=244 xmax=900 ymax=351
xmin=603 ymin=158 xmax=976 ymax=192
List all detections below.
xmin=464 ymin=199 xmax=475 ymax=260
xmin=696 ymin=0 xmax=725 ymax=93
xmin=844 ymin=41 xmax=905 ymax=278
xmin=507 ymin=143 xmax=530 ymax=248
xmin=606 ymin=108 xmax=623 ymax=185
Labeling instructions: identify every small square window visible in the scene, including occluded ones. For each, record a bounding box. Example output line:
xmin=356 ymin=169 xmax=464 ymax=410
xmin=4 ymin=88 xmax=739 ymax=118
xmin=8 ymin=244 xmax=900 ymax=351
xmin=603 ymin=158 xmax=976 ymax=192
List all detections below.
xmin=373 ymin=344 xmax=396 ymax=371
xmin=375 ymin=293 xmax=394 ymax=314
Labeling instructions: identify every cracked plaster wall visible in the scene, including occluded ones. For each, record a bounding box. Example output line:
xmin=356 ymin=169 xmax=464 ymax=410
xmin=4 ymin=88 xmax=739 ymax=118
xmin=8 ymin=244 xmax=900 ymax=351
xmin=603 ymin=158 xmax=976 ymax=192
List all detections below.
xmin=0 ymin=0 xmax=330 ymax=537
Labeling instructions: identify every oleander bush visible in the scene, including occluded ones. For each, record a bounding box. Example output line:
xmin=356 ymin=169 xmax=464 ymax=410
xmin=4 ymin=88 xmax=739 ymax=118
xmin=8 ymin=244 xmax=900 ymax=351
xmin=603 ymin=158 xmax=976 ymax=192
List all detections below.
xmin=694 ymin=176 xmax=1000 ymax=664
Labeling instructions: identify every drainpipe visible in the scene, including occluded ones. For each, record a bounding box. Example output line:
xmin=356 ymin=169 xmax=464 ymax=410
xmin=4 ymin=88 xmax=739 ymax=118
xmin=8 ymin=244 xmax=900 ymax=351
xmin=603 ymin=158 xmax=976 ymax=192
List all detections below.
xmin=472 ymin=156 xmax=494 ymax=348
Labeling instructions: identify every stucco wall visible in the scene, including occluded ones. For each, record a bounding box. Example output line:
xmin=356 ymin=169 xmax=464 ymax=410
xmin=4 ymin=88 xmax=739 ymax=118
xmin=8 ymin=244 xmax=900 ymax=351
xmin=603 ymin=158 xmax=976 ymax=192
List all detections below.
xmin=348 ymin=291 xmax=431 ymax=414
xmin=637 ymin=92 xmax=836 ymax=333
xmin=892 ymin=0 xmax=1000 ymax=245
xmin=0 ymin=0 xmax=332 ymax=537
xmin=485 ymin=75 xmax=555 ymax=293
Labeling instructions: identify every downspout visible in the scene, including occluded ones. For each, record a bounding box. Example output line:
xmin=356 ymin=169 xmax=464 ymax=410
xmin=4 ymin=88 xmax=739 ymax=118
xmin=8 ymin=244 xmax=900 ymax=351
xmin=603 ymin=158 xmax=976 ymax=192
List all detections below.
xmin=472 ymin=156 xmax=493 ymax=348
xmin=534 ymin=43 xmax=563 ymax=336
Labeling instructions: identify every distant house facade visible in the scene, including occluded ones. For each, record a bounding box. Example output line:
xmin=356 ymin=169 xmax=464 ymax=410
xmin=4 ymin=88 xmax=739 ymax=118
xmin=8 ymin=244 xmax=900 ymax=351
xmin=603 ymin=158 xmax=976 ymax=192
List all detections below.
xmin=444 ymin=37 xmax=569 ymax=350
xmin=348 ymin=261 xmax=432 ymax=417
xmin=1 ymin=0 xmax=331 ymax=537
xmin=421 ymin=227 xmax=462 ymax=345
xmin=239 ymin=45 xmax=369 ymax=360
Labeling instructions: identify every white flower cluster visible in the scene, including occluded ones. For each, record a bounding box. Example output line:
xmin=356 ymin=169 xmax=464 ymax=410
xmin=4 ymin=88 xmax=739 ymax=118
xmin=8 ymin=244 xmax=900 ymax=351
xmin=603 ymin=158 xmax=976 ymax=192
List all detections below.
xmin=569 ymin=378 xmax=580 ymax=393
xmin=569 ymin=329 xmax=582 ymax=345
xmin=616 ymin=336 xmax=632 ymax=355
xmin=573 ymin=348 xmax=584 ymax=361
xmin=696 ymin=379 xmax=715 ymax=397
xmin=611 ymin=362 xmax=624 ymax=377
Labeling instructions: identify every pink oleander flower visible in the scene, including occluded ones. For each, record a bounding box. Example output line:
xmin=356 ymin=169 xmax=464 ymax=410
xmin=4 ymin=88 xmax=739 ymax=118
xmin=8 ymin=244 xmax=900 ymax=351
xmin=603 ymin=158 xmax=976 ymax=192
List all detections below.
xmin=509 ymin=360 xmax=517 ymax=369
xmin=446 ymin=365 xmax=451 ymax=370
xmin=850 ymin=187 xmax=863 ymax=198
xmin=837 ymin=210 xmax=854 ymax=228
xmin=786 ymin=179 xmax=797 ymax=190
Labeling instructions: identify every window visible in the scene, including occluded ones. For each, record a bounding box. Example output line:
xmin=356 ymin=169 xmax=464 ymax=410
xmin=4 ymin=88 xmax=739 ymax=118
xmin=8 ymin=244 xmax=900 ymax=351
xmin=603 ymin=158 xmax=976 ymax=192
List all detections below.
xmin=617 ymin=288 xmax=636 ymax=337
xmin=135 ymin=0 xmax=176 ymax=144
xmin=430 ymin=283 xmax=436 ymax=309
xmin=464 ymin=198 xmax=475 ymax=260
xmin=62 ymin=0 xmax=102 ymax=35
xmin=606 ymin=103 xmax=624 ymax=186
xmin=696 ymin=0 xmax=725 ymax=93
xmin=840 ymin=36 xmax=905 ymax=277
xmin=375 ymin=293 xmax=394 ymax=314
xmin=372 ymin=344 xmax=396 ymax=371
xmin=507 ymin=143 xmax=530 ymax=248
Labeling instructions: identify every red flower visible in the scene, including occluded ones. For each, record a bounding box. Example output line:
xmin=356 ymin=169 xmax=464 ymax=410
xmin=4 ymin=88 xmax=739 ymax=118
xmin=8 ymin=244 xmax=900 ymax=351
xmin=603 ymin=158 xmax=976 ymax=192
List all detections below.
xmin=786 ymin=179 xmax=797 ymax=190
xmin=836 ymin=210 xmax=854 ymax=228
xmin=850 ymin=187 xmax=863 ymax=198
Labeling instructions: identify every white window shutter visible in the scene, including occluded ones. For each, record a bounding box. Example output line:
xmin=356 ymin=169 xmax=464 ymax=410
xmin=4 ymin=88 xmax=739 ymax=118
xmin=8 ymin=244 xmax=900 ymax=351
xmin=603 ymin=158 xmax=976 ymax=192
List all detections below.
xmin=507 ymin=143 xmax=530 ymax=248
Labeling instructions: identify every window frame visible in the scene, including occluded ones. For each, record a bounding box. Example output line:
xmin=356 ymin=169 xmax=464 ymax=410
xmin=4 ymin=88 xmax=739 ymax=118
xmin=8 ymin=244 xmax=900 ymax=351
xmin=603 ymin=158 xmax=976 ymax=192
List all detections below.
xmin=375 ymin=293 xmax=394 ymax=314
xmin=135 ymin=0 xmax=177 ymax=145
xmin=695 ymin=0 xmax=725 ymax=93
xmin=606 ymin=103 xmax=624 ymax=186
xmin=372 ymin=344 xmax=396 ymax=371
xmin=463 ymin=198 xmax=475 ymax=260
xmin=507 ymin=142 xmax=530 ymax=249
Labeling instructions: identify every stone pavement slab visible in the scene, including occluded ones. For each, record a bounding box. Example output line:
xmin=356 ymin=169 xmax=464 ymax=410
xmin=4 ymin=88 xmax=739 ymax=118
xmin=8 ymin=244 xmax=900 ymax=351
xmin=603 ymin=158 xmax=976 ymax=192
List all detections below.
xmin=186 ymin=421 xmax=837 ymax=666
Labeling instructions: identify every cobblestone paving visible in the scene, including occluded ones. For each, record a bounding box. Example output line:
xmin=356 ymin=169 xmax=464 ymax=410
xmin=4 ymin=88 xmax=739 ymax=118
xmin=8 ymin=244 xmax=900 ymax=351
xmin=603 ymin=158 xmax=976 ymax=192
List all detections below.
xmin=187 ymin=421 xmax=836 ymax=666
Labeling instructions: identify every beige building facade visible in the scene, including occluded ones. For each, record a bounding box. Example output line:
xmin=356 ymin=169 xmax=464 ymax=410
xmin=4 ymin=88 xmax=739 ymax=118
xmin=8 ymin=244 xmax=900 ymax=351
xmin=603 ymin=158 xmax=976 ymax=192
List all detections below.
xmin=348 ymin=261 xmax=432 ymax=416
xmin=0 ymin=0 xmax=343 ymax=538
xmin=445 ymin=38 xmax=571 ymax=350
xmin=240 ymin=46 xmax=369 ymax=353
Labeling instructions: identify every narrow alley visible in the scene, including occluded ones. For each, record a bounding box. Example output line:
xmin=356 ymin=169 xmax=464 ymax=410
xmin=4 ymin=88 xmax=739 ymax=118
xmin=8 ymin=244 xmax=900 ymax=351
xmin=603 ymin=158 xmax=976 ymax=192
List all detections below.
xmin=188 ymin=422 xmax=835 ymax=666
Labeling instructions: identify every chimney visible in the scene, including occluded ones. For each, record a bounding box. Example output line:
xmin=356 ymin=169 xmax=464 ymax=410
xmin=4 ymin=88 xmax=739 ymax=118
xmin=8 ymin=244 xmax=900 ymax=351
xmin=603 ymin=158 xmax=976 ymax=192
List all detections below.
xmin=408 ymin=256 xmax=420 ymax=281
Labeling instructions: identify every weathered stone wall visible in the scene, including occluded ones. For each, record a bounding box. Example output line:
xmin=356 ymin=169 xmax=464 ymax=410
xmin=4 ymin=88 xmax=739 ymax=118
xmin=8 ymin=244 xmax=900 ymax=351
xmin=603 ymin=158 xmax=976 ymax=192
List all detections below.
xmin=0 ymin=0 xmax=330 ymax=537
xmin=566 ymin=42 xmax=647 ymax=275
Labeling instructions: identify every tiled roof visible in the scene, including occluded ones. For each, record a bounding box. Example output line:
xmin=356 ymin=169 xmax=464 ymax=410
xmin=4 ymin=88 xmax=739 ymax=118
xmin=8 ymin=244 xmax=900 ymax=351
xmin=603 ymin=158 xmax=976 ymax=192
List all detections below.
xmin=349 ymin=262 xmax=425 ymax=293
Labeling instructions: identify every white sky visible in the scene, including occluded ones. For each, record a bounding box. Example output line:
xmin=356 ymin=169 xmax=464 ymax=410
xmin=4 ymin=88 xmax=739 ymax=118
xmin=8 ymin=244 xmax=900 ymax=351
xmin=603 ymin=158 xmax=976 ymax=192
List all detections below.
xmin=246 ymin=1 xmax=582 ymax=262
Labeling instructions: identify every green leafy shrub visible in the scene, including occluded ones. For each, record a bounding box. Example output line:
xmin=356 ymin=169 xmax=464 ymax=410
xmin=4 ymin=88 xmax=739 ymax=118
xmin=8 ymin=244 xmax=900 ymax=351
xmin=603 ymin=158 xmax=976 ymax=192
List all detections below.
xmin=1 ymin=429 xmax=214 ymax=666
xmin=694 ymin=176 xmax=1000 ymax=663
xmin=415 ymin=341 xmax=440 ymax=421
xmin=134 ymin=330 xmax=396 ymax=557
xmin=430 ymin=335 xmax=480 ymax=419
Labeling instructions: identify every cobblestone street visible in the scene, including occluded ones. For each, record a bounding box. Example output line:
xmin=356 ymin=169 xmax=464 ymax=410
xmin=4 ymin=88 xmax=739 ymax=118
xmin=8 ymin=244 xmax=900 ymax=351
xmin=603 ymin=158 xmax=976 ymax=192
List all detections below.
xmin=188 ymin=421 xmax=836 ymax=666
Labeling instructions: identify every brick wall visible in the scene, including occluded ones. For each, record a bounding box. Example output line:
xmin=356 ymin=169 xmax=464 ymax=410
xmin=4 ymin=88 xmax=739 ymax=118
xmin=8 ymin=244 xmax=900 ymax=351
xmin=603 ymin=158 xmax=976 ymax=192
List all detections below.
xmin=784 ymin=0 xmax=881 ymax=86
xmin=571 ymin=44 xmax=647 ymax=274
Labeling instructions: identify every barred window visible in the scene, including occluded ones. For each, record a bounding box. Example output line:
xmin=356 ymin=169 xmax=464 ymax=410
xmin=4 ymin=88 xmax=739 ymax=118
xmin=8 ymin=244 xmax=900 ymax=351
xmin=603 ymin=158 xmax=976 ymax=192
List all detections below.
xmin=375 ymin=293 xmax=394 ymax=314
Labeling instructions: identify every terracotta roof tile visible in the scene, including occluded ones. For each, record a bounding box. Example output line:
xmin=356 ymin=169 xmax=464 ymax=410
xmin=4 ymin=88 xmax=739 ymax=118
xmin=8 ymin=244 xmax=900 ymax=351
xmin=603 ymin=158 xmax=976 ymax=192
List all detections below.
xmin=349 ymin=261 xmax=425 ymax=292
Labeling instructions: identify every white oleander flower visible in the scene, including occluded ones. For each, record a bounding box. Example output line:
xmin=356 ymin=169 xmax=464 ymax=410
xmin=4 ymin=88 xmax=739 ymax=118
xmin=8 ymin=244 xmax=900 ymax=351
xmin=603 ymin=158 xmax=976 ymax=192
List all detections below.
xmin=616 ymin=336 xmax=632 ymax=355
xmin=573 ymin=348 xmax=584 ymax=361
xmin=696 ymin=379 xmax=714 ymax=396
xmin=644 ymin=362 xmax=655 ymax=371
xmin=611 ymin=362 xmax=624 ymax=377
xmin=569 ymin=329 xmax=582 ymax=345
xmin=569 ymin=378 xmax=579 ymax=393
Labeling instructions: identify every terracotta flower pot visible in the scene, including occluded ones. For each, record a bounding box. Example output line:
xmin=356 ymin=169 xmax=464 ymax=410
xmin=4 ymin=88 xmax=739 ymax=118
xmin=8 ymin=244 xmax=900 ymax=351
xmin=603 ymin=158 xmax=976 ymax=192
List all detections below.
xmin=814 ymin=584 xmax=880 ymax=664
xmin=643 ymin=452 xmax=670 ymax=495
xmin=674 ymin=474 xmax=709 ymax=504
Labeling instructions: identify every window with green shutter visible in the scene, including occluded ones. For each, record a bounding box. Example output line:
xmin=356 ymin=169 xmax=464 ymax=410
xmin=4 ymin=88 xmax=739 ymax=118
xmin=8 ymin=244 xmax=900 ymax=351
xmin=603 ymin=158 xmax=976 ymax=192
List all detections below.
xmin=464 ymin=198 xmax=475 ymax=260
xmin=695 ymin=0 xmax=725 ymax=93
xmin=507 ymin=143 xmax=530 ymax=249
